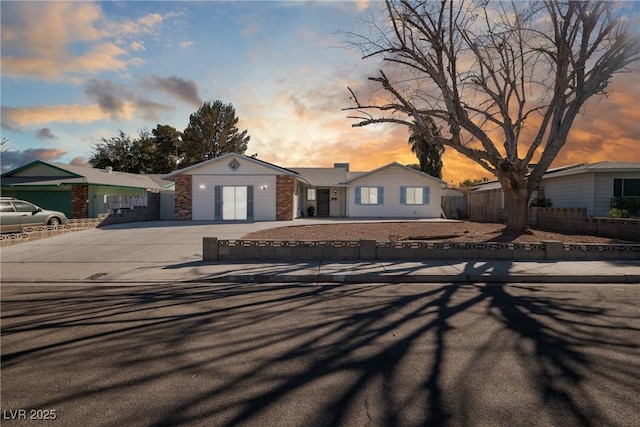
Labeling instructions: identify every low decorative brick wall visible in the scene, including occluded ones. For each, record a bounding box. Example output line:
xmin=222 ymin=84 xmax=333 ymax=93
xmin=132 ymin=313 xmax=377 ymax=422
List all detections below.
xmin=1 ymin=203 xmax=165 ymax=247
xmin=204 ymin=238 xmax=640 ymax=261
xmin=0 ymin=217 xmax=106 ymax=247
xmin=529 ymin=208 xmax=640 ymax=241
xmin=98 ymin=206 xmax=154 ymax=227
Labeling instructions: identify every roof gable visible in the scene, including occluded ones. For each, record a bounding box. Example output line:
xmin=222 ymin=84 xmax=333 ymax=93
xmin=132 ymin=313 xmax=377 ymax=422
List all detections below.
xmin=345 ymin=162 xmax=446 ymax=185
xmin=1 ymin=160 xmax=82 ymax=178
xmin=162 ymin=153 xmax=301 ymax=180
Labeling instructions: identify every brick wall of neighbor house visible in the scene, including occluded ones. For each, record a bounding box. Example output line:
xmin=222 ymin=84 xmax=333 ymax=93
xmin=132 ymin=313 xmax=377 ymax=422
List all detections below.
xmin=71 ymin=185 xmax=89 ymax=219
xmin=175 ymin=175 xmax=193 ymax=220
xmin=276 ymin=175 xmax=295 ymax=220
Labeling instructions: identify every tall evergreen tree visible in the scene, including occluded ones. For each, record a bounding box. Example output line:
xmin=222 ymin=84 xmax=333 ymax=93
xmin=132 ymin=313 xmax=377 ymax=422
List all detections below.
xmin=151 ymin=124 xmax=181 ymax=173
xmin=181 ymin=101 xmax=249 ymax=167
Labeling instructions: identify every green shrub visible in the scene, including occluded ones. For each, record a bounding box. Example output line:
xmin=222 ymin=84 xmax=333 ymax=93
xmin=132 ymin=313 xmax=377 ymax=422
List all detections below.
xmin=530 ymin=198 xmax=553 ymax=208
xmin=607 ymin=208 xmax=630 ymax=218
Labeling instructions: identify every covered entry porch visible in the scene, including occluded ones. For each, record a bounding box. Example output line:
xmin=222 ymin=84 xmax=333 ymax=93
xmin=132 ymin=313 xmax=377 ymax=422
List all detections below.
xmin=298 ymin=185 xmax=347 ymax=217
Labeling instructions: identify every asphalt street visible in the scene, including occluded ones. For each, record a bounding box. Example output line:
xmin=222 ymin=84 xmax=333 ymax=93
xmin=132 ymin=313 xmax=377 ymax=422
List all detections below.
xmin=2 ymin=281 xmax=640 ymax=427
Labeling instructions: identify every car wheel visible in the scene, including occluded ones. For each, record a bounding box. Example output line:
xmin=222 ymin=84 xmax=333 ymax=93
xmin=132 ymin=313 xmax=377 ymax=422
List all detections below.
xmin=48 ymin=217 xmax=61 ymax=226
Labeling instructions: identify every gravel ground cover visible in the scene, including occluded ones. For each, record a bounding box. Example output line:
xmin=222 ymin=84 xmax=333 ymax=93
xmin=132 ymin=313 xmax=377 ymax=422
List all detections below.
xmin=243 ymin=221 xmax=634 ymax=244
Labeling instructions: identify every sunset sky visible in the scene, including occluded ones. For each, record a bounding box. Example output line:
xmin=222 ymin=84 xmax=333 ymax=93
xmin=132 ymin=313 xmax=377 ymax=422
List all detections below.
xmin=2 ymin=1 xmax=639 ymax=185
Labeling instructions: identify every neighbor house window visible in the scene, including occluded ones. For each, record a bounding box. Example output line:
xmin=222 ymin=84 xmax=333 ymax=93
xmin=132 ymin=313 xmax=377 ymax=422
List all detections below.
xmin=614 ymin=179 xmax=640 ymax=197
xmin=355 ymin=187 xmax=384 ymax=205
xmin=401 ymin=187 xmax=430 ymax=205
xmin=307 ymin=188 xmax=316 ymax=201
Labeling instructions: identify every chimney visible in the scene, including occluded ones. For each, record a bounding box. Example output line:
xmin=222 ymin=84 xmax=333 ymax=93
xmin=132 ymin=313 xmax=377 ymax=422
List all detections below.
xmin=333 ymin=162 xmax=349 ymax=171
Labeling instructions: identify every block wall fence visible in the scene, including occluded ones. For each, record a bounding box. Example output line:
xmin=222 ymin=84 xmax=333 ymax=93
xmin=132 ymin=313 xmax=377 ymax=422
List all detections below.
xmin=203 ymin=238 xmax=640 ymax=262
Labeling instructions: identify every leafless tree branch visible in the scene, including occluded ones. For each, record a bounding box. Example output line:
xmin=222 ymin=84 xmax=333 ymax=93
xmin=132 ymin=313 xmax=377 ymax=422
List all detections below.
xmin=341 ymin=0 xmax=640 ymax=230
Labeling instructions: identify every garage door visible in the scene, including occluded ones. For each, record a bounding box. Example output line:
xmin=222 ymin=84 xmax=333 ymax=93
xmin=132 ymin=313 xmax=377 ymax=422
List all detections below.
xmin=1 ymin=190 xmax=72 ymax=217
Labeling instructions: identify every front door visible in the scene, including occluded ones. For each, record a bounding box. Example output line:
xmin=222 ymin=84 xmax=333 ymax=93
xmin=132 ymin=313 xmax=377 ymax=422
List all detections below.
xmin=317 ymin=189 xmax=330 ymax=216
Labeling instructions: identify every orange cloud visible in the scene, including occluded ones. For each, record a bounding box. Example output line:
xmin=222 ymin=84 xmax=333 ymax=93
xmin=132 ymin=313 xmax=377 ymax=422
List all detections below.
xmin=1 ymin=2 xmax=179 ymax=81
xmin=248 ymin=66 xmax=639 ymax=187
xmin=2 ymin=104 xmax=135 ymax=128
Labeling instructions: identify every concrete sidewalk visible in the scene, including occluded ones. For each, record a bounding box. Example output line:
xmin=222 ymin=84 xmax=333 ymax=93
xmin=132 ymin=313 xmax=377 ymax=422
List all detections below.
xmin=1 ymin=221 xmax=639 ymax=284
xmin=2 ymin=258 xmax=639 ymax=284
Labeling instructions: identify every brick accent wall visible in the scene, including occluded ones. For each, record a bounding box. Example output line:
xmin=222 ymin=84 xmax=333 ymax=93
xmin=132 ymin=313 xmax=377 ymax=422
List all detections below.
xmin=175 ymin=174 xmax=193 ymax=220
xmin=276 ymin=175 xmax=295 ymax=221
xmin=71 ymin=185 xmax=89 ymax=219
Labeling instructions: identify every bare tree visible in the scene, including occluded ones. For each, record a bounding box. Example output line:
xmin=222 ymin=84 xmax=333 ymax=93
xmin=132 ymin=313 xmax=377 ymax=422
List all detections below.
xmin=343 ymin=0 xmax=640 ymax=231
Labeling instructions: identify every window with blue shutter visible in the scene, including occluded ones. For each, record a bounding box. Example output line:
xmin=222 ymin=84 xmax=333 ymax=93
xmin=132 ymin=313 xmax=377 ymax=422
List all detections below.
xmin=247 ymin=185 xmax=254 ymax=220
xmin=214 ymin=186 xmax=222 ymax=220
xmin=402 ymin=187 xmax=428 ymax=205
xmin=357 ymin=187 xmax=383 ymax=205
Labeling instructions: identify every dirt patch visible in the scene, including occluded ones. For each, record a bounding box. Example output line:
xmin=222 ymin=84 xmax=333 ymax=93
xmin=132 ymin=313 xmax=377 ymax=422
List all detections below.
xmin=242 ymin=221 xmax=635 ymax=244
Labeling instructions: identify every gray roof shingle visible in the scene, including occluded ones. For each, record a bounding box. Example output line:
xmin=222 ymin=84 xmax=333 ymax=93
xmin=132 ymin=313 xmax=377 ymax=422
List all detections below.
xmin=1 ymin=161 xmax=167 ymax=190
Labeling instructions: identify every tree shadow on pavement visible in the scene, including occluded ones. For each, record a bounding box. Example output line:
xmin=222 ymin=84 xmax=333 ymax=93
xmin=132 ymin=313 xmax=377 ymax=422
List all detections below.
xmin=1 ymin=282 xmax=639 ymax=426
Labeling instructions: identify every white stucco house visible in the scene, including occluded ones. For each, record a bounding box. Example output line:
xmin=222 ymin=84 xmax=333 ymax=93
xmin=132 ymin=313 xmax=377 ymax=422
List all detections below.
xmin=162 ymin=153 xmax=445 ymax=221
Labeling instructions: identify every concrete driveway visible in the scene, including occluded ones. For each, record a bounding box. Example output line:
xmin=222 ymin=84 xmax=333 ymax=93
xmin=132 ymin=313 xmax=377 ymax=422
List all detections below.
xmin=2 ymin=220 xmax=278 ymax=264
xmin=1 ymin=218 xmax=459 ymax=264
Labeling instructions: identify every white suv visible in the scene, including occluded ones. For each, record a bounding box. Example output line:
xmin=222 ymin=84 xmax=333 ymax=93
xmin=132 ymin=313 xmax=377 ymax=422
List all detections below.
xmin=0 ymin=197 xmax=68 ymax=233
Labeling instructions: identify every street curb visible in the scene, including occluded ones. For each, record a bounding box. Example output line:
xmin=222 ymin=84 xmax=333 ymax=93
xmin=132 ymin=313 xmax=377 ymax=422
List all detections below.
xmin=2 ymin=275 xmax=638 ymax=285
xmin=196 ymin=273 xmax=639 ymax=284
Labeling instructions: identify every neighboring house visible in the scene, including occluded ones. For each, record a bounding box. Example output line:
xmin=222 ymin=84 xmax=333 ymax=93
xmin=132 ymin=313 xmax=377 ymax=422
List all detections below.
xmin=0 ymin=161 xmax=172 ymax=219
xmin=162 ymin=153 xmax=445 ymax=221
xmin=469 ymin=161 xmax=640 ymax=218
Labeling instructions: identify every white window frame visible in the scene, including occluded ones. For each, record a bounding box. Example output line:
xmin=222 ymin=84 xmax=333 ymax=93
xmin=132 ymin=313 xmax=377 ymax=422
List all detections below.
xmin=360 ymin=187 xmax=379 ymax=205
xmin=405 ymin=187 xmax=424 ymax=205
xmin=307 ymin=188 xmax=316 ymax=201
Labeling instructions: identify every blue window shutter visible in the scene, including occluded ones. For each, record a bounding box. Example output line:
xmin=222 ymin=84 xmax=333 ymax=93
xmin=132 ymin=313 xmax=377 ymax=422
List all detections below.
xmin=247 ymin=185 xmax=254 ymax=220
xmin=423 ymin=187 xmax=430 ymax=205
xmin=355 ymin=187 xmax=361 ymax=205
xmin=400 ymin=187 xmax=406 ymax=205
xmin=378 ymin=187 xmax=384 ymax=205
xmin=214 ymin=186 xmax=222 ymax=220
